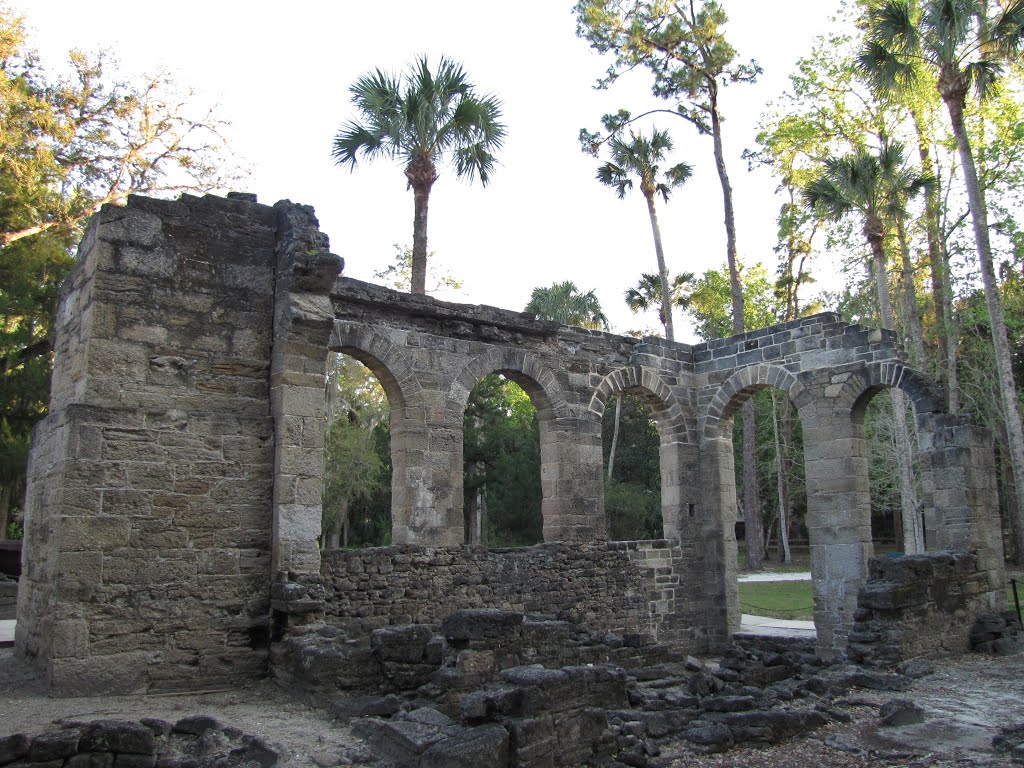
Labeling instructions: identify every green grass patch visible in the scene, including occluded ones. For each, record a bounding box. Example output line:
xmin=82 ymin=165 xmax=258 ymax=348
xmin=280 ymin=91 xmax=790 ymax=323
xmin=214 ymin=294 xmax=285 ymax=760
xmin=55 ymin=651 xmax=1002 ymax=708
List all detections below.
xmin=738 ymin=580 xmax=815 ymax=621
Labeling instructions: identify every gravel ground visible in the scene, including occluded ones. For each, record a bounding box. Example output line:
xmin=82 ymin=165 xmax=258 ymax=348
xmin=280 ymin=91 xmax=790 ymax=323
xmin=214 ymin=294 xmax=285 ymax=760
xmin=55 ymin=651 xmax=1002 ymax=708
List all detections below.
xmin=2 ymin=647 xmax=1023 ymax=767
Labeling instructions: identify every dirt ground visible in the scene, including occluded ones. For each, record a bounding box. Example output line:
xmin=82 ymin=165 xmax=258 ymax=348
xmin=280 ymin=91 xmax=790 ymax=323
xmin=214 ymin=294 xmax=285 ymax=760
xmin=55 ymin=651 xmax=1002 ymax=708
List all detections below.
xmin=2 ymin=647 xmax=1023 ymax=768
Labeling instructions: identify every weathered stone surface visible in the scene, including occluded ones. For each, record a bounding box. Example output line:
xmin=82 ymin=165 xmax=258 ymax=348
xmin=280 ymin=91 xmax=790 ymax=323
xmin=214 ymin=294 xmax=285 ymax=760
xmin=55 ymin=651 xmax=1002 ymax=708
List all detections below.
xmin=419 ymin=724 xmax=509 ymax=768
xmin=28 ymin=730 xmax=80 ymax=762
xmin=0 ymin=734 xmax=31 ymax=765
xmin=879 ymin=699 xmax=926 ymax=727
xmin=17 ymin=189 xmax=1004 ymax=698
xmin=442 ymin=610 xmax=524 ymax=642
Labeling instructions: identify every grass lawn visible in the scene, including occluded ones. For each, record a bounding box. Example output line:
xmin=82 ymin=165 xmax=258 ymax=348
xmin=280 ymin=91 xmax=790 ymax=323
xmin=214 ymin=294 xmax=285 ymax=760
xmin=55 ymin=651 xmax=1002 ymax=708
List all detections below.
xmin=738 ymin=580 xmax=814 ymax=620
xmin=739 ymin=577 xmax=1022 ymax=623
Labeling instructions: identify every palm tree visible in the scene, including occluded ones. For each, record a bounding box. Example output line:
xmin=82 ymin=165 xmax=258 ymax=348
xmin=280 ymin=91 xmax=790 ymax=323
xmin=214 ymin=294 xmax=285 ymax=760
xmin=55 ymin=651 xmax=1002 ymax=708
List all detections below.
xmin=596 ymin=128 xmax=692 ymax=342
xmin=624 ymin=271 xmax=696 ymax=337
xmin=333 ymin=56 xmax=506 ymax=295
xmin=803 ymin=142 xmax=933 ymax=553
xmin=858 ymin=0 xmax=1024 ymax=561
xmin=525 ymin=281 xmax=609 ymax=330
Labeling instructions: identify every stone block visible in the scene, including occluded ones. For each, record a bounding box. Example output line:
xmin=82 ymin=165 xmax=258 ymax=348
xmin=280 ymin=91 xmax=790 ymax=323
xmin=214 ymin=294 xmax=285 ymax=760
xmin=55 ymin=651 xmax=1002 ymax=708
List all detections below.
xmin=78 ymin=720 xmax=156 ymax=755
xmin=28 ymin=730 xmax=80 ymax=762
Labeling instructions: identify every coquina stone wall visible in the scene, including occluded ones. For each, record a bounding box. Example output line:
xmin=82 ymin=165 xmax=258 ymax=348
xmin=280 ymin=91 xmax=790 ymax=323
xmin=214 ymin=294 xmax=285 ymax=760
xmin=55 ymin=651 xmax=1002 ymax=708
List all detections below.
xmin=16 ymin=194 xmax=281 ymax=693
xmin=847 ymin=551 xmax=1002 ymax=663
xmin=17 ymin=192 xmax=1006 ymax=695
xmin=320 ymin=541 xmax=700 ymax=645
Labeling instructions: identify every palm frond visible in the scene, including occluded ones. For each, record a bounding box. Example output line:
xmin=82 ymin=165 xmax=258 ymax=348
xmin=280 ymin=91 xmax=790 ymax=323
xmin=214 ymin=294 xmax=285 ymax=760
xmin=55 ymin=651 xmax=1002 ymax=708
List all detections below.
xmin=992 ymin=0 xmax=1024 ymax=55
xmin=963 ymin=59 xmax=1003 ymax=101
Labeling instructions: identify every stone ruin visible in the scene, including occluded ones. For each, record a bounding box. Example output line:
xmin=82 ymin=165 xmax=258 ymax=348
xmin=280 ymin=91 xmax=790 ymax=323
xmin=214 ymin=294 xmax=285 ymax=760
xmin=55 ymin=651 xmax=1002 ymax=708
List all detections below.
xmin=11 ymin=192 xmax=1008 ymax=729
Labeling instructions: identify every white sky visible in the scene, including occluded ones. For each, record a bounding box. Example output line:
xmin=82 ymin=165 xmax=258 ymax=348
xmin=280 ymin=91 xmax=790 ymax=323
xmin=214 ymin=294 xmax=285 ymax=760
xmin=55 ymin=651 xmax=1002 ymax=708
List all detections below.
xmin=22 ymin=0 xmax=849 ymax=341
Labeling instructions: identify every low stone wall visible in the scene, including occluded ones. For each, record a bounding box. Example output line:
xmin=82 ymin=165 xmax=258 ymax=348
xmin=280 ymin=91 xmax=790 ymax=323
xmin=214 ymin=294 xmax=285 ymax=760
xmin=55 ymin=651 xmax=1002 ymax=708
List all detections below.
xmin=320 ymin=541 xmax=709 ymax=649
xmin=847 ymin=551 xmax=1005 ymax=665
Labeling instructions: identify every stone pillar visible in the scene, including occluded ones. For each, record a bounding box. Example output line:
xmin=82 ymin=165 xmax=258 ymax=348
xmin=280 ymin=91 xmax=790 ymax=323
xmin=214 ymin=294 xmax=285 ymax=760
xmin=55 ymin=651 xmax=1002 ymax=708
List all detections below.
xmin=390 ymin=415 xmax=465 ymax=546
xmin=918 ymin=413 xmax=1005 ymax=599
xmin=270 ymin=202 xmax=344 ymax=576
xmin=18 ymin=194 xmax=280 ymax=694
xmin=660 ymin=440 xmax=699 ymax=540
xmin=801 ymin=397 xmax=873 ymax=658
xmin=541 ymin=417 xmax=605 ymax=542
xmin=696 ymin=433 xmax=740 ymax=648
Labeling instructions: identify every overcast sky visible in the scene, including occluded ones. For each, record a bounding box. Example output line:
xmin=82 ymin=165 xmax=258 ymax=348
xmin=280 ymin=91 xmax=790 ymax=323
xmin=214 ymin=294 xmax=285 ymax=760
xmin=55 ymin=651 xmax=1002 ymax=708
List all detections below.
xmin=23 ymin=1 xmax=850 ymax=341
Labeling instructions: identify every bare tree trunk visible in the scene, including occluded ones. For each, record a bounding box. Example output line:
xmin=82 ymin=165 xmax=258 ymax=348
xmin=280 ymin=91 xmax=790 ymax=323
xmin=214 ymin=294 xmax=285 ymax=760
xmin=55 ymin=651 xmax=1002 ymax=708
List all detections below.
xmin=741 ymin=400 xmax=764 ymax=569
xmin=944 ymin=91 xmax=1024 ymax=564
xmin=0 ymin=483 xmax=11 ymax=540
xmin=607 ymin=394 xmax=622 ymax=480
xmin=771 ymin=390 xmax=792 ymax=564
xmin=710 ymin=95 xmax=762 ymax=570
xmin=644 ymin=193 xmax=675 ymax=342
xmin=869 ymin=230 xmax=924 ymax=553
xmin=894 ymin=216 xmax=928 ymax=370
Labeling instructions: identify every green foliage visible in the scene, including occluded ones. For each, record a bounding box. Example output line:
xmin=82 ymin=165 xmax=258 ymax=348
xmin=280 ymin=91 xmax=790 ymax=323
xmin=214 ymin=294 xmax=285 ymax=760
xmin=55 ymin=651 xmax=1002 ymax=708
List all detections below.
xmin=685 ymin=263 xmax=780 ymax=341
xmin=602 ymin=393 xmax=663 ymax=540
xmin=322 ymin=355 xmax=391 ymax=547
xmin=525 ymin=281 xmax=608 ymax=330
xmin=6 ymin=521 xmax=21 ymax=540
xmin=574 ymin=0 xmax=759 ymax=134
xmin=0 ymin=7 xmax=237 ymax=528
xmin=604 ymin=480 xmax=661 ymax=541
xmin=463 ymin=375 xmax=542 ymax=546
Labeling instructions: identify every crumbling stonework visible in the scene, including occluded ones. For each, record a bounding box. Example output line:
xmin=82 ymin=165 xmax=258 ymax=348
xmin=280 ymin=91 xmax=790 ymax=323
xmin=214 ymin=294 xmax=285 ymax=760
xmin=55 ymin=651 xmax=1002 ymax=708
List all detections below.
xmin=848 ymin=551 xmax=1008 ymax=665
xmin=16 ymin=192 xmax=1006 ymax=696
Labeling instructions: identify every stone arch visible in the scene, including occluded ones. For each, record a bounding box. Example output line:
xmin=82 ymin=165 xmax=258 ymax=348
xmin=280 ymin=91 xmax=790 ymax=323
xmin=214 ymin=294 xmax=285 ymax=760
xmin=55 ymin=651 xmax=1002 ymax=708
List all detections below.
xmin=329 ymin=321 xmax=419 ymax=410
xmin=445 ymin=348 xmax=570 ymax=423
xmin=696 ymin=363 xmax=809 ymax=648
xmin=588 ymin=365 xmax=691 ymax=444
xmin=589 ymin=365 xmax=696 ymax=543
xmin=701 ymin=363 xmax=804 ymax=441
xmin=846 ymin=361 xmax=944 ymax=423
xmin=448 ymin=349 xmax=595 ymax=543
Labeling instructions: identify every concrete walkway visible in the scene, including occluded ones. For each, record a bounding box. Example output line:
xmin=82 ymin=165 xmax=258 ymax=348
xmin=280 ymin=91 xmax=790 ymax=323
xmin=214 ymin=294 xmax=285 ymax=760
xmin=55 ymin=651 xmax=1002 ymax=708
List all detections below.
xmin=738 ymin=613 xmax=815 ymax=638
xmin=0 ymin=619 xmax=14 ymax=648
xmin=737 ymin=571 xmax=815 ymax=638
xmin=737 ymin=571 xmax=811 ymax=582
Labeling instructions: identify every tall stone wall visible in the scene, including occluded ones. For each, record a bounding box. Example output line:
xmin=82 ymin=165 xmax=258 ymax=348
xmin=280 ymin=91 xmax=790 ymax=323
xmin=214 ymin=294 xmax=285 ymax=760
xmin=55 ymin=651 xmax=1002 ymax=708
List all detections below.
xmin=17 ymin=192 xmax=1005 ymax=694
xmin=319 ymin=540 xmax=706 ymax=648
xmin=17 ymin=194 xmax=279 ymax=694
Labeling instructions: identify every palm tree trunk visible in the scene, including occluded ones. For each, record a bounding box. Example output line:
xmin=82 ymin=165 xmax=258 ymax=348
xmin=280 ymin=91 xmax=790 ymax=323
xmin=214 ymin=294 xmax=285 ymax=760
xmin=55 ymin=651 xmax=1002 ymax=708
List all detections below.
xmin=607 ymin=394 xmax=622 ymax=480
xmin=944 ymin=90 xmax=1024 ymax=565
xmin=912 ymin=106 xmax=959 ymax=413
xmin=644 ymin=192 xmax=675 ymax=342
xmin=869 ymin=230 xmax=924 ymax=553
xmin=410 ymin=182 xmax=431 ymax=295
xmin=894 ymin=215 xmax=928 ymax=369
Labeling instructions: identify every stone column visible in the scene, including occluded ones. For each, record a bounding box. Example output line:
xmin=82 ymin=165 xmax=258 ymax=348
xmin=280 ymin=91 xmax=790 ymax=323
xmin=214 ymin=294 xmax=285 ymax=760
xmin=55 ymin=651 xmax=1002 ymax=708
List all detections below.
xmin=801 ymin=395 xmax=873 ymax=658
xmin=270 ymin=202 xmax=343 ymax=576
xmin=918 ymin=413 xmax=1005 ymax=599
xmin=696 ymin=432 xmax=740 ymax=648
xmin=390 ymin=413 xmax=465 ymax=546
xmin=540 ymin=417 xmax=605 ymax=542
